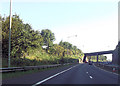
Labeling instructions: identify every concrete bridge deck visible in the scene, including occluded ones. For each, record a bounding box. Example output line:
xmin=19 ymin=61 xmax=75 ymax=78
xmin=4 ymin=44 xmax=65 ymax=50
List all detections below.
xmin=84 ymin=50 xmax=114 ymax=56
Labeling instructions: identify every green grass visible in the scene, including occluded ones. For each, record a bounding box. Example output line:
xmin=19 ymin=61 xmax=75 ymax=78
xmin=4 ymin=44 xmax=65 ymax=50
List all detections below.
xmin=2 ymin=55 xmax=79 ymax=67
xmin=2 ymin=58 xmax=8 ymax=67
xmin=2 ymin=63 xmax=73 ymax=80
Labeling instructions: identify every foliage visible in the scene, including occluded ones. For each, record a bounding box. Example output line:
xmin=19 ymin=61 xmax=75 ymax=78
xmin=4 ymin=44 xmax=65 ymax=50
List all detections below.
xmin=2 ymin=14 xmax=44 ymax=58
xmin=87 ymin=55 xmax=107 ymax=62
xmin=2 ymin=14 xmax=83 ymax=67
xmin=59 ymin=40 xmax=82 ymax=56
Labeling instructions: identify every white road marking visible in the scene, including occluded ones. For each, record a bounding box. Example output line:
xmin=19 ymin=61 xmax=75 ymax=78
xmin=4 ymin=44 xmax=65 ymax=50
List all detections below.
xmin=32 ymin=64 xmax=78 ymax=86
xmin=89 ymin=76 xmax=93 ymax=79
xmin=86 ymin=71 xmax=93 ymax=79
xmin=93 ymin=64 xmax=119 ymax=76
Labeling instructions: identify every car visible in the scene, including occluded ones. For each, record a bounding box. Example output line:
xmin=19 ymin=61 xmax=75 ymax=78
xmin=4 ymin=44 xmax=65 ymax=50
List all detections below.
xmin=88 ymin=61 xmax=92 ymax=65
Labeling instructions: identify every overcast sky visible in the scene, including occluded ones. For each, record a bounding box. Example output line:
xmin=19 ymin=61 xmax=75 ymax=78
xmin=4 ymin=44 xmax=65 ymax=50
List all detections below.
xmin=1 ymin=0 xmax=119 ymax=60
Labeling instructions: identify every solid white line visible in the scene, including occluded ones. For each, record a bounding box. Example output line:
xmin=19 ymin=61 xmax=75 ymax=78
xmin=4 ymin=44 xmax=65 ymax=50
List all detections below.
xmin=93 ymin=64 xmax=119 ymax=76
xmin=32 ymin=65 xmax=78 ymax=86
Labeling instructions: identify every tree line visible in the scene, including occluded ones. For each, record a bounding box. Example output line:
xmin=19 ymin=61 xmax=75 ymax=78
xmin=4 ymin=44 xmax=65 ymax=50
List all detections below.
xmin=1 ymin=14 xmax=83 ymax=66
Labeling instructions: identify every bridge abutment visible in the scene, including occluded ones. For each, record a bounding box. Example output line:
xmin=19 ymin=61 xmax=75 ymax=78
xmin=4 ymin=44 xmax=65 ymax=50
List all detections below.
xmin=112 ymin=44 xmax=119 ymax=65
xmin=97 ymin=54 xmax=98 ymax=63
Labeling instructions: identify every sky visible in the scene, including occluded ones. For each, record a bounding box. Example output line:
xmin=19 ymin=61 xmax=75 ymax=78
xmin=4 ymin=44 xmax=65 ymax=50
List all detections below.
xmin=1 ymin=0 xmax=119 ymax=60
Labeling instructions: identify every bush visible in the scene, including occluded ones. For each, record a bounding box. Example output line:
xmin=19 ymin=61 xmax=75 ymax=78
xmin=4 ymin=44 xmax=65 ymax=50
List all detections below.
xmin=11 ymin=58 xmax=37 ymax=66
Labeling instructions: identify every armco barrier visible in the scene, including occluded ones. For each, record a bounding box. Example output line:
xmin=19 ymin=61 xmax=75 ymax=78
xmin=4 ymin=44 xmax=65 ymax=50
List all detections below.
xmin=0 ymin=67 xmax=24 ymax=73
xmin=0 ymin=63 xmax=72 ymax=73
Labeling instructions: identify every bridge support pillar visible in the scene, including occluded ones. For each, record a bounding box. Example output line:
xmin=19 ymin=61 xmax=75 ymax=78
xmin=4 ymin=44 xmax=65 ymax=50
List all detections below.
xmin=89 ymin=56 xmax=91 ymax=62
xmin=97 ymin=54 xmax=98 ymax=63
xmin=83 ymin=54 xmax=86 ymax=62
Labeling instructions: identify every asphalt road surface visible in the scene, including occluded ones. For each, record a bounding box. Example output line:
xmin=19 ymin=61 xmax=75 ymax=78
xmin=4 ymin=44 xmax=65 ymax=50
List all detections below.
xmin=2 ymin=63 xmax=119 ymax=85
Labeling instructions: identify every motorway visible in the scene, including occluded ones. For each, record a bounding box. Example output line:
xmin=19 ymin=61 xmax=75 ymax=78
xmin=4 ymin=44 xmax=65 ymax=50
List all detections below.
xmin=2 ymin=63 xmax=119 ymax=85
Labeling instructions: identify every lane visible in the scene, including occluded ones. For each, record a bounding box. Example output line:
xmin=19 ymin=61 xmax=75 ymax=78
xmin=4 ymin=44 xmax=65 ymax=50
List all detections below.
xmin=33 ymin=64 xmax=78 ymax=86
xmin=2 ymin=63 xmax=78 ymax=84
xmin=2 ymin=63 xmax=119 ymax=85
xmin=86 ymin=64 xmax=118 ymax=84
xmin=40 ymin=63 xmax=93 ymax=84
xmin=38 ymin=63 xmax=118 ymax=84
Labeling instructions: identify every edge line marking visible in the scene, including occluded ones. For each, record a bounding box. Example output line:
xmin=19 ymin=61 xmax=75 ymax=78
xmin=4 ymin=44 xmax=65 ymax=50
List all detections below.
xmin=32 ymin=64 xmax=78 ymax=86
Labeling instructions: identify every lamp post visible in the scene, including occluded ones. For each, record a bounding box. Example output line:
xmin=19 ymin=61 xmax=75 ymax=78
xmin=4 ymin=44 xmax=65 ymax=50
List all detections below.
xmin=8 ymin=0 xmax=12 ymax=67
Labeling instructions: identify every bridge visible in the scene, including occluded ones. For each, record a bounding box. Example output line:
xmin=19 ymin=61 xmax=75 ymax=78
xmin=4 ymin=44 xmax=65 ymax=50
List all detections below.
xmin=83 ymin=50 xmax=114 ymax=63
xmin=84 ymin=50 xmax=114 ymax=56
xmin=83 ymin=43 xmax=119 ymax=64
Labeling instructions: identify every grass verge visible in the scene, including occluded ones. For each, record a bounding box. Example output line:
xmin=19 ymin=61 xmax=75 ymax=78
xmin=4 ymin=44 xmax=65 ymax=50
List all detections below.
xmin=2 ymin=63 xmax=74 ymax=80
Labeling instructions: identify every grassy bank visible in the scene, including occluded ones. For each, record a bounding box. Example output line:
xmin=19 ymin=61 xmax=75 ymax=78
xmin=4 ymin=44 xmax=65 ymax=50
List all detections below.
xmin=2 ymin=48 xmax=80 ymax=67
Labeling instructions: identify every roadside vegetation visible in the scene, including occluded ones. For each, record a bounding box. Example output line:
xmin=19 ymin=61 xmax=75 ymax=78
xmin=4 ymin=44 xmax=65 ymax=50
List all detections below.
xmin=87 ymin=55 xmax=107 ymax=62
xmin=1 ymin=14 xmax=84 ymax=67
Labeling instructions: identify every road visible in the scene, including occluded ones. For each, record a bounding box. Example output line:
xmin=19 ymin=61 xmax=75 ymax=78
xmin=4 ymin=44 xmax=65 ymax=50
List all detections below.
xmin=2 ymin=63 xmax=119 ymax=85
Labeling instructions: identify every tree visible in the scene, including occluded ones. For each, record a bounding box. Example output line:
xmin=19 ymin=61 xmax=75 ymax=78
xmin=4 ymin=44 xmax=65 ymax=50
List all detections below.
xmin=73 ymin=46 xmax=77 ymax=55
xmin=41 ymin=29 xmax=55 ymax=53
xmin=2 ymin=14 xmax=44 ymax=58
xmin=2 ymin=15 xmax=11 ymax=58
xmin=59 ymin=41 xmax=82 ymax=56
xmin=52 ymin=44 xmax=64 ymax=56
xmin=59 ymin=41 xmax=71 ymax=49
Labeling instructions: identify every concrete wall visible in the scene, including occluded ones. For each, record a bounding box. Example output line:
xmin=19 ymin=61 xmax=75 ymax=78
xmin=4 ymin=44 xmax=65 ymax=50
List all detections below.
xmin=112 ymin=44 xmax=119 ymax=64
xmin=117 ymin=42 xmax=120 ymax=65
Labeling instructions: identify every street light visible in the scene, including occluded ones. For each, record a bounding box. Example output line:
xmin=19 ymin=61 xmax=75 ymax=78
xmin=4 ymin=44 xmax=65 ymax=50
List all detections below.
xmin=8 ymin=0 xmax=12 ymax=67
xmin=67 ymin=35 xmax=77 ymax=38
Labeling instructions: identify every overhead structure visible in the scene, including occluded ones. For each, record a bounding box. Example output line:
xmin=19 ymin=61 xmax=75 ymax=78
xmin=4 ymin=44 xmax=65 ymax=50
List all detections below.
xmin=83 ymin=50 xmax=114 ymax=63
xmin=84 ymin=50 xmax=114 ymax=56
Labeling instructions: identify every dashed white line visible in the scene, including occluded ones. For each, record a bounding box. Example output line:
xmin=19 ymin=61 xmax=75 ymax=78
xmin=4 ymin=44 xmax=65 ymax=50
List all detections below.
xmin=89 ymin=76 xmax=93 ymax=79
xmin=86 ymin=71 xmax=93 ymax=79
xmin=32 ymin=64 xmax=78 ymax=86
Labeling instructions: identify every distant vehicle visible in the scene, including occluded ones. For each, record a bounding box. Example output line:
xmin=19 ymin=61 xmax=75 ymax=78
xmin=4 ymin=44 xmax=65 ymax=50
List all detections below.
xmin=85 ymin=61 xmax=87 ymax=63
xmin=88 ymin=61 xmax=92 ymax=65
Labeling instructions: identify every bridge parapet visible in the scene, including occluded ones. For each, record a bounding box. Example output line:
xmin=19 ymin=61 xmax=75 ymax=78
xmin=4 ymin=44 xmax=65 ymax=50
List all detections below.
xmin=84 ymin=50 xmax=114 ymax=56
